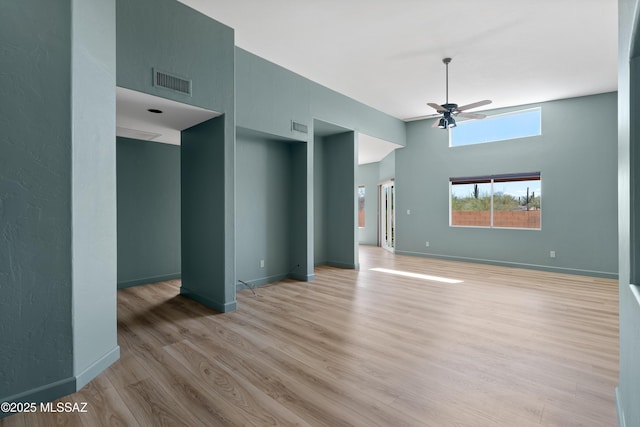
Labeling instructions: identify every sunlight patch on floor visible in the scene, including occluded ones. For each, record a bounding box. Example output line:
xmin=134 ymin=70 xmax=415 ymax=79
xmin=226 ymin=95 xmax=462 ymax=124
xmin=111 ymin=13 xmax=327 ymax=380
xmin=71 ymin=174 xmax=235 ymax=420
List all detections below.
xmin=369 ymin=267 xmax=464 ymax=284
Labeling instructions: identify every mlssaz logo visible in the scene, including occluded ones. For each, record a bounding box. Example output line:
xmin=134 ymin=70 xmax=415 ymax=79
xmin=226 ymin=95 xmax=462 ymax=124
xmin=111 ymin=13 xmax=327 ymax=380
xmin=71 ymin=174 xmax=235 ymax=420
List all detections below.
xmin=40 ymin=402 xmax=88 ymax=413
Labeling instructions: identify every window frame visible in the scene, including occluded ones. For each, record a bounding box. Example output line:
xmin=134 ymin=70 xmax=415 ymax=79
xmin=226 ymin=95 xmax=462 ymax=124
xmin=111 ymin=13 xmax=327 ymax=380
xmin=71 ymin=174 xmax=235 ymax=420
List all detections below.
xmin=449 ymin=172 xmax=542 ymax=230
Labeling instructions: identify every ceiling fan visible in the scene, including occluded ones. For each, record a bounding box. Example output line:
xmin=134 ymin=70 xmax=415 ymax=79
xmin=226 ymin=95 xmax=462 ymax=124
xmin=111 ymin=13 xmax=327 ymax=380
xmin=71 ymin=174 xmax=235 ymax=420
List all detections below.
xmin=428 ymin=57 xmax=492 ymax=129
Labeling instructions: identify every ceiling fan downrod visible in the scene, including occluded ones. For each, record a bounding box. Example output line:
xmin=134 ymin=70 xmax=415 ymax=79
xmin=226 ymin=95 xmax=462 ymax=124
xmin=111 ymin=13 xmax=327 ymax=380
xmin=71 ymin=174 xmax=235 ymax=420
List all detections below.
xmin=443 ymin=57 xmax=451 ymax=105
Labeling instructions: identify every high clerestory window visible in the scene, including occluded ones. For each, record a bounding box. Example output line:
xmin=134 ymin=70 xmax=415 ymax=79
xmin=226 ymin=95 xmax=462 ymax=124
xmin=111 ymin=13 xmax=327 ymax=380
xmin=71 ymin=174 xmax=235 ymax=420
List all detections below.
xmin=450 ymin=107 xmax=541 ymax=147
xmin=450 ymin=172 xmax=541 ymax=229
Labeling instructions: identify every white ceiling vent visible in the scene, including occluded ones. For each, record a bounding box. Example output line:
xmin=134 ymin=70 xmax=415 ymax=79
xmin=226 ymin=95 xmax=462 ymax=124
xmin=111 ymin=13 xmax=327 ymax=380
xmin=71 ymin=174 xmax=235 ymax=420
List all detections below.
xmin=153 ymin=69 xmax=192 ymax=96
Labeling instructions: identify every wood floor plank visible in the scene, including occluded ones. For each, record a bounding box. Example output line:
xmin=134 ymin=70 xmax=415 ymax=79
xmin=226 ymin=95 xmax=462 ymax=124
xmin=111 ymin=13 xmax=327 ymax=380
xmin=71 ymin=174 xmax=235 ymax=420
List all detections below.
xmin=0 ymin=246 xmax=619 ymax=426
xmin=120 ymin=376 xmax=203 ymax=427
xmin=164 ymin=339 xmax=313 ymax=426
xmin=179 ymin=332 xmax=368 ymax=426
xmin=73 ymin=375 xmax=140 ymax=427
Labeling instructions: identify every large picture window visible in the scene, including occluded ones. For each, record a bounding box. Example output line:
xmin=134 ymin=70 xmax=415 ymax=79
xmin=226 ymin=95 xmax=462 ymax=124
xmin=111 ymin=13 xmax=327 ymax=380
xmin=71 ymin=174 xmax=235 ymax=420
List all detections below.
xmin=450 ymin=172 xmax=541 ymax=229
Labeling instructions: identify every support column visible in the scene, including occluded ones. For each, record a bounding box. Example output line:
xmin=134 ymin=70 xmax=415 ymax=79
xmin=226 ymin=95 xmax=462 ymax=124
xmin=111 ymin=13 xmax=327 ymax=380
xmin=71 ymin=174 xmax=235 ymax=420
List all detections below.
xmin=0 ymin=0 xmax=118 ymax=406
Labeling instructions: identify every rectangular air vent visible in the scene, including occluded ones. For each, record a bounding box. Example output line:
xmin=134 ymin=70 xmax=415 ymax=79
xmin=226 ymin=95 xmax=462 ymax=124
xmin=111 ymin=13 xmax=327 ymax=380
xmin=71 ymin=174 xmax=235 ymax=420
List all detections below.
xmin=291 ymin=121 xmax=308 ymax=134
xmin=153 ymin=69 xmax=192 ymax=96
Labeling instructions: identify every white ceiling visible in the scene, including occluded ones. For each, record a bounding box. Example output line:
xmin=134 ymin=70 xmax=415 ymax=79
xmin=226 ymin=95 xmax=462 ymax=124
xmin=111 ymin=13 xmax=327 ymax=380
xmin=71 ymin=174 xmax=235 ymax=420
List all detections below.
xmin=116 ymin=87 xmax=220 ymax=145
xmin=358 ymin=134 xmax=403 ymax=165
xmin=177 ymin=0 xmax=617 ymax=121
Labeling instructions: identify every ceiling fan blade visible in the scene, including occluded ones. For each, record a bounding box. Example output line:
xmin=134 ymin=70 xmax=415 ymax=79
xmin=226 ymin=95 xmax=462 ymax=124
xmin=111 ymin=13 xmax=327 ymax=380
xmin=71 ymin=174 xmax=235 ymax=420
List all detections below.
xmin=456 ymin=112 xmax=487 ymax=120
xmin=404 ymin=113 xmax=440 ymax=122
xmin=427 ymin=102 xmax=447 ymax=112
xmin=456 ymin=99 xmax=492 ymax=111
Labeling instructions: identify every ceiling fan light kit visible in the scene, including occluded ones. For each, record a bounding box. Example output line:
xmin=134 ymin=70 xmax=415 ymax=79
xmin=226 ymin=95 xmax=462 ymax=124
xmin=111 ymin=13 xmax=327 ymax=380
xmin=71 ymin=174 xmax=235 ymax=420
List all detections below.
xmin=428 ymin=57 xmax=492 ymax=130
xmin=438 ymin=115 xmax=455 ymax=129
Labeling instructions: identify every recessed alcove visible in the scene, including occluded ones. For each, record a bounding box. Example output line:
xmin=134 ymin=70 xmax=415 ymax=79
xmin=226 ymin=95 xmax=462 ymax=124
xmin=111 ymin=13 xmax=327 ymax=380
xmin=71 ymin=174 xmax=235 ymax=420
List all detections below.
xmin=235 ymin=127 xmax=308 ymax=288
xmin=115 ymin=87 xmax=221 ymax=290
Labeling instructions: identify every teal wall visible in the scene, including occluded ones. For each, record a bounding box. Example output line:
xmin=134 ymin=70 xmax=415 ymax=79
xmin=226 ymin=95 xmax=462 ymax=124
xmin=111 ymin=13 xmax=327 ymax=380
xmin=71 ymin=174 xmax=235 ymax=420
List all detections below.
xmin=236 ymin=129 xmax=306 ymax=287
xmin=314 ymin=132 xmax=358 ymax=268
xmin=235 ymin=48 xmax=406 ymax=146
xmin=116 ymin=0 xmax=234 ymax=113
xmin=117 ymin=0 xmax=236 ymax=312
xmin=325 ymin=132 xmax=358 ymax=268
xmin=116 ymin=138 xmax=181 ymax=288
xmin=0 ymin=0 xmax=118 ymax=404
xmin=288 ymin=142 xmax=310 ymax=280
xmin=314 ymin=136 xmax=328 ymax=263
xmin=71 ymin=0 xmax=119 ymax=390
xmin=396 ymin=92 xmax=618 ymax=277
xmin=617 ymin=1 xmax=640 ymax=425
xmin=181 ymin=117 xmax=235 ymax=312
xmin=0 ymin=0 xmax=74 ymax=402
xmin=379 ymin=150 xmax=396 ymax=182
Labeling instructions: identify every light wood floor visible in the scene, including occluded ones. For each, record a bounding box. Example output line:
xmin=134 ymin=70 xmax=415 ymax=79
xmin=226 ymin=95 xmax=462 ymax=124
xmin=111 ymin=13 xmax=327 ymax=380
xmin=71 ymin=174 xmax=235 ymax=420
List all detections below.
xmin=2 ymin=247 xmax=619 ymax=426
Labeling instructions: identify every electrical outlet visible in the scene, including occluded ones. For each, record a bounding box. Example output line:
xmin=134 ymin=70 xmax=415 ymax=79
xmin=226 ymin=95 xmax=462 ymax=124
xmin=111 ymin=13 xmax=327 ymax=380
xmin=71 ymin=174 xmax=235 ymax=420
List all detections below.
xmin=260 ymin=259 xmax=265 ymax=268
xmin=550 ymin=251 xmax=556 ymax=258
xmin=426 ymin=241 xmax=430 ymax=247
xmin=407 ymin=209 xmax=411 ymax=215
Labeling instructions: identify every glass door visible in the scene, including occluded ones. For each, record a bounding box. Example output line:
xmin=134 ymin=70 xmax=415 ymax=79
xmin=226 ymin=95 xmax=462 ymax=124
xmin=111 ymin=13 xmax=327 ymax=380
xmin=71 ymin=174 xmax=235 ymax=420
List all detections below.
xmin=379 ymin=180 xmax=395 ymax=252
